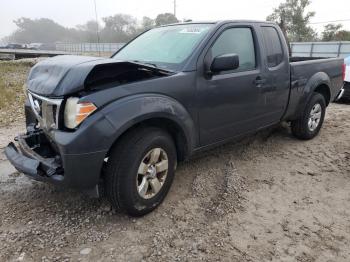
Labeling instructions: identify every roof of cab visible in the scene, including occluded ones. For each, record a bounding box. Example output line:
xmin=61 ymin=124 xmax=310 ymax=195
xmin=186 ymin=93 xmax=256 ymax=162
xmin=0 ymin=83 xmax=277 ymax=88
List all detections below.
xmin=160 ymin=20 xmax=277 ymax=27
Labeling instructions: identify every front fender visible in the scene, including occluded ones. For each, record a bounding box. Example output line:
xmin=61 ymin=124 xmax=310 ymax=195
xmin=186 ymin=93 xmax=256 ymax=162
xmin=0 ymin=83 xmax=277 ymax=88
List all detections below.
xmin=48 ymin=94 xmax=195 ymax=189
xmin=101 ymin=94 xmax=196 ymax=155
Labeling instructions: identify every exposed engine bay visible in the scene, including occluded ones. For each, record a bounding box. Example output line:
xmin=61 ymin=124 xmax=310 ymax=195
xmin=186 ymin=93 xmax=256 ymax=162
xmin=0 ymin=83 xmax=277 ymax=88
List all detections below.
xmin=85 ymin=62 xmax=172 ymax=91
xmin=27 ymin=55 xmax=173 ymax=97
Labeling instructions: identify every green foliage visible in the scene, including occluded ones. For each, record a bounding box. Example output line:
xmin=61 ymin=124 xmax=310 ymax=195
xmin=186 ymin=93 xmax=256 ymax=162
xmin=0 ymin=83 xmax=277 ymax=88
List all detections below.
xmin=10 ymin=18 xmax=68 ymax=43
xmin=322 ymin=24 xmax=342 ymax=41
xmin=101 ymin=14 xmax=138 ymax=42
xmin=267 ymin=0 xmax=317 ymax=42
xmin=335 ymin=30 xmax=350 ymax=41
xmin=322 ymin=24 xmax=350 ymax=41
xmin=75 ymin=20 xmax=101 ymax=43
xmin=4 ymin=13 xmax=179 ymax=44
xmin=141 ymin=17 xmax=156 ymax=31
xmin=155 ymin=13 xmax=178 ymax=26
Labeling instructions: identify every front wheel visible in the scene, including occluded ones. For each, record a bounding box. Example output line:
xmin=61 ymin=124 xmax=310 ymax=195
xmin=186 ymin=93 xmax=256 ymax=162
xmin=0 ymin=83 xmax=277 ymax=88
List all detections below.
xmin=105 ymin=127 xmax=177 ymax=216
xmin=291 ymin=92 xmax=326 ymax=140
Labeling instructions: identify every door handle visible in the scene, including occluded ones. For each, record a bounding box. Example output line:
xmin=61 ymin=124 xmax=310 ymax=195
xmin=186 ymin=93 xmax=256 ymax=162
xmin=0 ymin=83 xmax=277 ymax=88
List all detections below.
xmin=254 ymin=77 xmax=267 ymax=87
xmin=254 ymin=77 xmax=267 ymax=89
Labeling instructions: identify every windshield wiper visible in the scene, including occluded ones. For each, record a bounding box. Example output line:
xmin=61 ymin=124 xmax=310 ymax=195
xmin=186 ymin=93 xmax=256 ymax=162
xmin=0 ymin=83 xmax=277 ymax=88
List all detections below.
xmin=131 ymin=60 xmax=158 ymax=68
xmin=129 ymin=60 xmax=175 ymax=74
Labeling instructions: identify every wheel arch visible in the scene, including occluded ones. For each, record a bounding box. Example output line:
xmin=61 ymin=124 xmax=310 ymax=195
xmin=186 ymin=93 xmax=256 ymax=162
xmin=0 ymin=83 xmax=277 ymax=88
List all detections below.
xmin=305 ymin=72 xmax=331 ymax=105
xmin=102 ymin=94 xmax=197 ymax=163
xmin=105 ymin=116 xmax=191 ymax=162
xmin=314 ymin=83 xmax=331 ymax=106
xmin=287 ymin=72 xmax=331 ymax=121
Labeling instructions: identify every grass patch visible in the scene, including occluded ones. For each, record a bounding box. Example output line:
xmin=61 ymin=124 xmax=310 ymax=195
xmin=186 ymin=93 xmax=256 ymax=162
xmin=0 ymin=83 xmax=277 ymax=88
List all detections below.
xmin=0 ymin=60 xmax=35 ymax=126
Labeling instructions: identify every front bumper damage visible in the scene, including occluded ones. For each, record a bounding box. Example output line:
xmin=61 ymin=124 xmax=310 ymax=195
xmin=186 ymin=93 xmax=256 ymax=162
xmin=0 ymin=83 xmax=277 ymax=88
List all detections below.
xmin=5 ymin=130 xmax=64 ymax=183
xmin=4 ymin=95 xmax=113 ymax=195
xmin=4 ymin=126 xmax=108 ymax=196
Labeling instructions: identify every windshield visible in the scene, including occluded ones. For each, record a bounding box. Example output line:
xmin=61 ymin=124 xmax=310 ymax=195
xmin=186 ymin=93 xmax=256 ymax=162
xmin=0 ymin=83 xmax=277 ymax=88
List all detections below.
xmin=112 ymin=24 xmax=213 ymax=71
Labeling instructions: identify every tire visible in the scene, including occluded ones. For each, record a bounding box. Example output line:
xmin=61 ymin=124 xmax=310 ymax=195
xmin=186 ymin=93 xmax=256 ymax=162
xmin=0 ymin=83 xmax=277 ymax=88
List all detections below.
xmin=105 ymin=127 xmax=177 ymax=216
xmin=291 ymin=92 xmax=326 ymax=140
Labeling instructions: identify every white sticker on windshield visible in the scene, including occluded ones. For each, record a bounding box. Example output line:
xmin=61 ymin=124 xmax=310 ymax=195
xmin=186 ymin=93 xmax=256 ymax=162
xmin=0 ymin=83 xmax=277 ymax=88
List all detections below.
xmin=179 ymin=27 xmax=208 ymax=34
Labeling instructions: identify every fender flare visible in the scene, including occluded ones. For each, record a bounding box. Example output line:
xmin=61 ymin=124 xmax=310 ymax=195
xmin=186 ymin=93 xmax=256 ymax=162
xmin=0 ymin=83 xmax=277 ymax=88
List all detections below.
xmin=101 ymin=94 xmax=197 ymax=157
xmin=304 ymin=72 xmax=331 ymax=98
xmin=294 ymin=72 xmax=331 ymax=119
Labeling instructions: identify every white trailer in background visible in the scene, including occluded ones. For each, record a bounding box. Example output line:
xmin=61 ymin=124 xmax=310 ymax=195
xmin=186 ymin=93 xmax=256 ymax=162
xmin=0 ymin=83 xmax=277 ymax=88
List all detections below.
xmin=338 ymin=57 xmax=350 ymax=101
xmin=345 ymin=57 xmax=350 ymax=83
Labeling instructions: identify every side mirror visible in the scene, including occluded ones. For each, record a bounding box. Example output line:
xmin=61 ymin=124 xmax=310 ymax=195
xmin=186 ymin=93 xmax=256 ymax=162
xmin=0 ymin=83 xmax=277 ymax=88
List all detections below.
xmin=210 ymin=53 xmax=239 ymax=73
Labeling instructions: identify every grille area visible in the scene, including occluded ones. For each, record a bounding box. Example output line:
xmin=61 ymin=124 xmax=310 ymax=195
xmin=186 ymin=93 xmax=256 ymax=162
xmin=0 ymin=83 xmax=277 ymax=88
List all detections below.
xmin=28 ymin=92 xmax=63 ymax=130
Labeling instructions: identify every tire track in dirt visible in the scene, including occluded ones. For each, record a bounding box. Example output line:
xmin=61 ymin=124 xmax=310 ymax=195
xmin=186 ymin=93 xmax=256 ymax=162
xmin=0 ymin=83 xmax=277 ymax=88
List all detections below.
xmin=0 ymin=104 xmax=350 ymax=261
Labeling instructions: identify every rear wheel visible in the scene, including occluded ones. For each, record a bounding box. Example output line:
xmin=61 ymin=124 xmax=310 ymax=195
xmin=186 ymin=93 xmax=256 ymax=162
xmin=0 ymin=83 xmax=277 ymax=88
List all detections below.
xmin=291 ymin=92 xmax=326 ymax=140
xmin=105 ymin=127 xmax=177 ymax=216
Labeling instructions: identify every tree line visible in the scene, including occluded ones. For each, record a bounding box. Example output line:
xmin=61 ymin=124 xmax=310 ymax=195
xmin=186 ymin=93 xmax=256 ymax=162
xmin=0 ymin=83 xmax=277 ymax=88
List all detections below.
xmin=267 ymin=0 xmax=350 ymax=42
xmin=2 ymin=13 xmax=178 ymax=44
xmin=3 ymin=0 xmax=350 ymax=45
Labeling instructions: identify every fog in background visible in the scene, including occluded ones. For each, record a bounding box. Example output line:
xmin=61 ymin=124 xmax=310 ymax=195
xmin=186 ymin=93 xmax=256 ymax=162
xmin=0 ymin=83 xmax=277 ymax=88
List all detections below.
xmin=0 ymin=0 xmax=349 ymax=44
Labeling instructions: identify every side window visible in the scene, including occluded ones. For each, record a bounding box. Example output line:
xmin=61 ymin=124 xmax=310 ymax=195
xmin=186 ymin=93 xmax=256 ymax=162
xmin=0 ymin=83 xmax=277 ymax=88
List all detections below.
xmin=211 ymin=28 xmax=256 ymax=72
xmin=261 ymin=27 xmax=283 ymax=67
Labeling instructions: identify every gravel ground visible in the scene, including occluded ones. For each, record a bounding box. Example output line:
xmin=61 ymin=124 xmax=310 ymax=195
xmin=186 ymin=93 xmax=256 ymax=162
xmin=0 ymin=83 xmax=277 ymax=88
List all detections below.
xmin=0 ymin=103 xmax=350 ymax=262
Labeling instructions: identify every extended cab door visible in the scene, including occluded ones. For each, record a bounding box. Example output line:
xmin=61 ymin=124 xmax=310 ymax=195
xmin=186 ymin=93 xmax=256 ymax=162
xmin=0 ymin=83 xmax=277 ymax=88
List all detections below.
xmin=197 ymin=24 xmax=268 ymax=145
xmin=258 ymin=25 xmax=290 ymax=121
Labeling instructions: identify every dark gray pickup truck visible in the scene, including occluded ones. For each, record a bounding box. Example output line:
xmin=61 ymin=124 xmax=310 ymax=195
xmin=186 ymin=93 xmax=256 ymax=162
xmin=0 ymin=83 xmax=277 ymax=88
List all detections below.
xmin=5 ymin=20 xmax=344 ymax=216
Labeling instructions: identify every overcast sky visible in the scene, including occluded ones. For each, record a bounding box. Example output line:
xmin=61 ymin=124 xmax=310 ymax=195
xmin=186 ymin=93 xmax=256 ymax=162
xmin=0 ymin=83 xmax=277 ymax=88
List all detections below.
xmin=1 ymin=0 xmax=349 ymax=39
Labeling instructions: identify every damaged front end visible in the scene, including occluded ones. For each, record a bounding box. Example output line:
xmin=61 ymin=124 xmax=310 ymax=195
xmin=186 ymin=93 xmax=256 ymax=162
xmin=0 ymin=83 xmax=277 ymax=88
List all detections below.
xmin=84 ymin=61 xmax=173 ymax=91
xmin=5 ymin=130 xmax=64 ymax=183
xmin=27 ymin=55 xmax=173 ymax=97
xmin=5 ymin=55 xmax=174 ymax=191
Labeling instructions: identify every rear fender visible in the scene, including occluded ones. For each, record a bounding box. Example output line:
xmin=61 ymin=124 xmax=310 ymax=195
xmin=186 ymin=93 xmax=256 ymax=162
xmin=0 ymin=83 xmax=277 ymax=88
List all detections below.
xmin=288 ymin=72 xmax=331 ymax=120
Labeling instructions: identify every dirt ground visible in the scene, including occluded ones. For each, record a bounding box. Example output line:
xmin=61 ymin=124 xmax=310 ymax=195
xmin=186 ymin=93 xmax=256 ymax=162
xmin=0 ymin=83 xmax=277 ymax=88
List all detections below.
xmin=0 ymin=103 xmax=350 ymax=262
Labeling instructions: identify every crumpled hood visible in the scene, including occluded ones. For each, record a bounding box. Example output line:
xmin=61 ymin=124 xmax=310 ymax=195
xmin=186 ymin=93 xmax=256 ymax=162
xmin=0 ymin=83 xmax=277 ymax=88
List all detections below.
xmin=27 ymin=55 xmax=169 ymax=97
xmin=27 ymin=55 xmax=105 ymax=97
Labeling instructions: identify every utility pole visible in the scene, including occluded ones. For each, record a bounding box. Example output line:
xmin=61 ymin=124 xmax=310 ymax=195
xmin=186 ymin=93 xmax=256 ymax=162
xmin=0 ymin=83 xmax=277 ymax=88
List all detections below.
xmin=93 ymin=0 xmax=101 ymax=56
xmin=173 ymin=0 xmax=177 ymax=17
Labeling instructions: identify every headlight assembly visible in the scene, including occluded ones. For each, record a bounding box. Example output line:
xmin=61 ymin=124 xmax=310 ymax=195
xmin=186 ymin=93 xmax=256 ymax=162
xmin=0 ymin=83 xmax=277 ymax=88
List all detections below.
xmin=64 ymin=97 xmax=97 ymax=129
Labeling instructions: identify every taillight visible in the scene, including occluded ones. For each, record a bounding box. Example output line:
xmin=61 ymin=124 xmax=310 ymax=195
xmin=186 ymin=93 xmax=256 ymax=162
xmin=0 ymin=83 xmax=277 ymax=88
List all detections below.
xmin=342 ymin=64 xmax=346 ymax=81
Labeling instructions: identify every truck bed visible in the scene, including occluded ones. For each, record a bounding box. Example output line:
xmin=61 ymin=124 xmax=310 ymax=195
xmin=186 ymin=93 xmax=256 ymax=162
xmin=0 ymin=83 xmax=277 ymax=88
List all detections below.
xmin=284 ymin=56 xmax=344 ymax=120
xmin=289 ymin=56 xmax=327 ymax=63
xmin=290 ymin=57 xmax=343 ymax=101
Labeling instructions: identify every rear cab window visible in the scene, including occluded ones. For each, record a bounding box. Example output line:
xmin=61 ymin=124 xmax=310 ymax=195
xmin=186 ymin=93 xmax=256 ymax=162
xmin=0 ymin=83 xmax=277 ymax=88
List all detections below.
xmin=261 ymin=26 xmax=284 ymax=68
xmin=210 ymin=27 xmax=256 ymax=73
